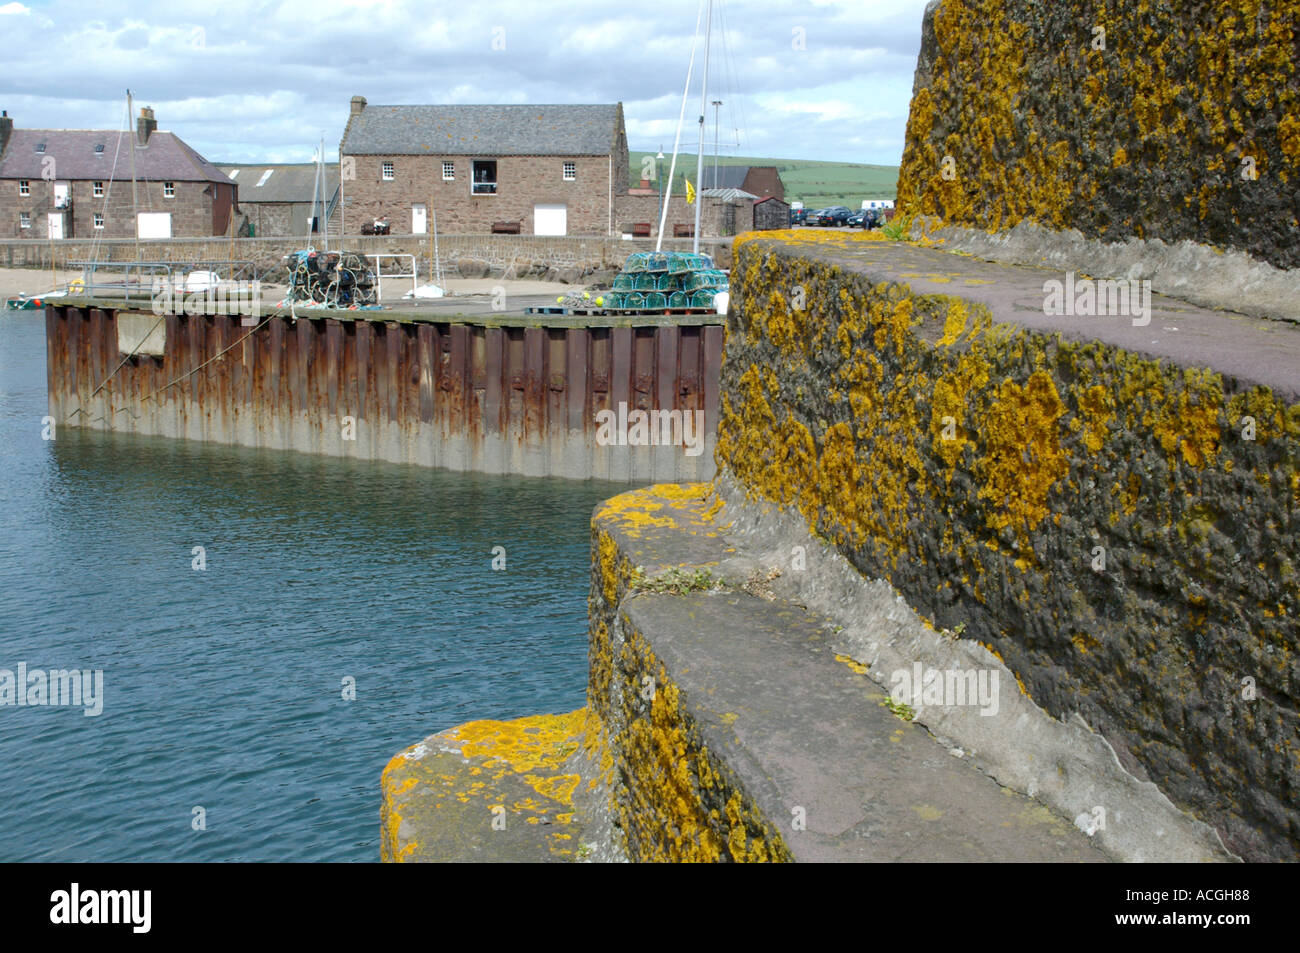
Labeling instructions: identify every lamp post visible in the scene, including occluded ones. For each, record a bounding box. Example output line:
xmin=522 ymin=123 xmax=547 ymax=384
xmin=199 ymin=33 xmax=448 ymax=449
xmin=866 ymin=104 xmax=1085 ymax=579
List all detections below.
xmin=656 ymin=147 xmax=665 ymax=236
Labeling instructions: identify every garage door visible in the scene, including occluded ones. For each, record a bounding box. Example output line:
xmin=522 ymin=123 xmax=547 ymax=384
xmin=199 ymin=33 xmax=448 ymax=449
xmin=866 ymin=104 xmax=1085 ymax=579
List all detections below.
xmin=137 ymin=212 xmax=172 ymax=239
xmin=533 ymin=203 xmax=567 ymax=236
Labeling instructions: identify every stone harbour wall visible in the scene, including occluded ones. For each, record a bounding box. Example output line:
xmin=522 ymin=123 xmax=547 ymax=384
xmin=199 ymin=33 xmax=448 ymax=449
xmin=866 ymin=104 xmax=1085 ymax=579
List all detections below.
xmin=897 ymin=0 xmax=1300 ymax=270
xmin=716 ymin=231 xmax=1300 ymax=862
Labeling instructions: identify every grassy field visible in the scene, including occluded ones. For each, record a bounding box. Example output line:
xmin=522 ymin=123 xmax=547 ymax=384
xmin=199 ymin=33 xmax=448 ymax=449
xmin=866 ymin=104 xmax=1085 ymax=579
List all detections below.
xmin=629 ymin=151 xmax=898 ymax=209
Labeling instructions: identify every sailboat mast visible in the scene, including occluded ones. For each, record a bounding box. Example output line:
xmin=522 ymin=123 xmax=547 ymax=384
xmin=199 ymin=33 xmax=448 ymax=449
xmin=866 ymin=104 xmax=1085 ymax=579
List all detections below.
xmin=126 ymin=89 xmax=139 ymax=261
xmin=692 ymin=0 xmax=713 ymax=254
xmin=320 ymin=136 xmax=329 ymax=252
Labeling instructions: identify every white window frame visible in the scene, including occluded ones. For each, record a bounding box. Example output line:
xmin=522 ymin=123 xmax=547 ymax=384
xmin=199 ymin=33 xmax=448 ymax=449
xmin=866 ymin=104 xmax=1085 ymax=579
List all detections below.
xmin=163 ymin=181 xmax=175 ymax=198
xmin=471 ymin=159 xmax=497 ymax=195
xmin=382 ymin=161 xmax=395 ymax=181
xmin=93 ymin=212 xmax=105 ymax=230
xmin=19 ymin=212 xmax=30 ymax=229
xmin=563 ymin=161 xmax=576 ymax=181
xmin=93 ymin=181 xmax=104 ymax=198
xmin=442 ymin=161 xmax=455 ymax=181
xmin=18 ymin=180 xmax=30 ymax=196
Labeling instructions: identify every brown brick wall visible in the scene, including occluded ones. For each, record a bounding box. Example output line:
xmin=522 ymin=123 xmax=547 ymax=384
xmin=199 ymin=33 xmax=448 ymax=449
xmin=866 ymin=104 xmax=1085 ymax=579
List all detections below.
xmin=339 ymin=154 xmax=617 ymax=235
xmin=0 ymin=177 xmax=225 ymax=239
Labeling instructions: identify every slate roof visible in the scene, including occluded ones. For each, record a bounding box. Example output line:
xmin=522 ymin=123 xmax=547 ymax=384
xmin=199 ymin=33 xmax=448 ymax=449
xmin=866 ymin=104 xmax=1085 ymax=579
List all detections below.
xmin=699 ymin=166 xmax=751 ymax=190
xmin=0 ymin=129 xmax=229 ymax=183
xmin=217 ymin=163 xmax=340 ymax=205
xmin=341 ymin=104 xmax=621 ymax=156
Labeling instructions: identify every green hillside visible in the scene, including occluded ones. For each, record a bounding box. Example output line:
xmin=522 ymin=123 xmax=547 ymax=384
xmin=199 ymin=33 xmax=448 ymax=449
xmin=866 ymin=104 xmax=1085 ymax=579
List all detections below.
xmin=629 ymin=151 xmax=898 ymax=209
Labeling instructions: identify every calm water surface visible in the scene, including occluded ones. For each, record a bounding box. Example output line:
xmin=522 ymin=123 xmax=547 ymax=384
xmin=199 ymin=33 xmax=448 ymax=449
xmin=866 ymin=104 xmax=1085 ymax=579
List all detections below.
xmin=0 ymin=310 xmax=619 ymax=861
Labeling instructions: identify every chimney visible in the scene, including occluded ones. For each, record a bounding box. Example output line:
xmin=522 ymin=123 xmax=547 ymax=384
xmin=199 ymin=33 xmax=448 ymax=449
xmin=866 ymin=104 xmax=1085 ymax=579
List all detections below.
xmin=137 ymin=106 xmax=157 ymax=146
xmin=639 ymin=178 xmax=650 ymax=189
xmin=350 ymin=95 xmax=367 ymax=117
xmin=0 ymin=111 xmax=11 ymax=158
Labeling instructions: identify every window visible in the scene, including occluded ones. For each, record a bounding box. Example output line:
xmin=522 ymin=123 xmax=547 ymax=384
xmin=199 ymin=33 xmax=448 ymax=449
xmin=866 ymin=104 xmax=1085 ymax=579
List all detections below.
xmin=255 ymin=169 xmax=273 ymax=187
xmin=93 ymin=181 xmax=104 ymax=197
xmin=18 ymin=180 xmax=29 ymax=196
xmin=563 ymin=161 xmax=576 ymax=181
xmin=471 ymin=160 xmax=497 ymax=194
xmin=35 ymin=142 xmax=45 ymax=154
xmin=93 ymin=213 xmax=104 ymax=230
xmin=442 ymin=161 xmax=455 ymax=181
xmin=382 ymin=161 xmax=395 ymax=181
xmin=163 ymin=182 xmax=175 ymax=198
xmin=94 ymin=144 xmax=105 ymax=155
xmin=19 ymin=212 xmax=30 ymax=229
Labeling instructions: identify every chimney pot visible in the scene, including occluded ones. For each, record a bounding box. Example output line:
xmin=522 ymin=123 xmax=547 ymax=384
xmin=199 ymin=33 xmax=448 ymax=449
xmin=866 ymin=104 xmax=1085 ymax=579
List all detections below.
xmin=350 ymin=95 xmax=367 ymax=117
xmin=137 ymin=106 xmax=157 ymax=146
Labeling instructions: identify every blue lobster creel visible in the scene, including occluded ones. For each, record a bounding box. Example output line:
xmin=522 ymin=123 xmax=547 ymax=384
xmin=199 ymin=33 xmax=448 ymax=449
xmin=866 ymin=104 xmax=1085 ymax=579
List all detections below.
xmin=690 ymin=290 xmax=716 ymax=308
xmin=612 ymin=273 xmax=634 ymax=291
xmin=657 ymin=273 xmax=683 ymax=291
xmin=668 ymin=290 xmax=689 ymax=308
xmin=604 ymin=292 xmax=625 ymax=310
xmin=643 ymin=292 xmax=667 ymax=309
xmin=624 ymin=292 xmax=646 ymax=309
xmin=633 ymin=273 xmax=660 ymax=291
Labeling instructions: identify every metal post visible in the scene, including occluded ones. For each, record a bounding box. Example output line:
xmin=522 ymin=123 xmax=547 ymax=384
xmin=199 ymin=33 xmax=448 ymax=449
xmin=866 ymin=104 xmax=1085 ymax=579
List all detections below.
xmin=692 ymin=0 xmax=713 ymax=253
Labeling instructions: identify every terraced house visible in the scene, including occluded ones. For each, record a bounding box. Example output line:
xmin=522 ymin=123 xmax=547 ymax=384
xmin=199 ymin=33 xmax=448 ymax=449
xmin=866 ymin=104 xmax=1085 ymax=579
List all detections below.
xmin=339 ymin=96 xmax=630 ymax=236
xmin=0 ymin=107 xmax=236 ymax=240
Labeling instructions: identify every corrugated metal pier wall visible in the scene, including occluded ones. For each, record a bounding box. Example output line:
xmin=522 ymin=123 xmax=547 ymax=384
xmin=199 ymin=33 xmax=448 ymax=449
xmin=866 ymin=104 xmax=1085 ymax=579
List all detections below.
xmin=45 ymin=303 xmax=723 ymax=482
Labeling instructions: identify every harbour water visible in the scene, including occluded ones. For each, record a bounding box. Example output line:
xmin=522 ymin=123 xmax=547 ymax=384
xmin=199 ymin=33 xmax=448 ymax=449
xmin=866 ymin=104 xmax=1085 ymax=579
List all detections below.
xmin=0 ymin=310 xmax=620 ymax=861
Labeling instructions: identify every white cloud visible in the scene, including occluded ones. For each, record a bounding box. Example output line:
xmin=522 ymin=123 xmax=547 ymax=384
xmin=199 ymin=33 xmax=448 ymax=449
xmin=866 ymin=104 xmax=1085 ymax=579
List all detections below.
xmin=1 ymin=0 xmax=934 ymax=166
xmin=0 ymin=1 xmax=31 ymax=13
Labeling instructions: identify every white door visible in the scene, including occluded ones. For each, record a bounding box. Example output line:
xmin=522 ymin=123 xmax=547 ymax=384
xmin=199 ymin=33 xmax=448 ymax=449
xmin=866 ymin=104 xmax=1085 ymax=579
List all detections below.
xmin=411 ymin=204 xmax=427 ymax=234
xmin=137 ymin=212 xmax=172 ymax=239
xmin=53 ymin=183 xmax=69 ymax=207
xmin=533 ymin=203 xmax=567 ymax=236
xmin=47 ymin=213 xmax=63 ymax=240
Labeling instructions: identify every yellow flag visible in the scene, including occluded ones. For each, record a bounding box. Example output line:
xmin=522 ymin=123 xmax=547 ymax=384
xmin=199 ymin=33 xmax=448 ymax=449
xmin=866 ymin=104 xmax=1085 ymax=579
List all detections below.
xmin=686 ymin=179 xmax=696 ymax=205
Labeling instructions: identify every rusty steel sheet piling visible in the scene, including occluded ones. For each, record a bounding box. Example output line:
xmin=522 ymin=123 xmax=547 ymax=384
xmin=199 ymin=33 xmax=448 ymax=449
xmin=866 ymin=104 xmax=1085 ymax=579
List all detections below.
xmin=46 ymin=302 xmax=724 ymax=482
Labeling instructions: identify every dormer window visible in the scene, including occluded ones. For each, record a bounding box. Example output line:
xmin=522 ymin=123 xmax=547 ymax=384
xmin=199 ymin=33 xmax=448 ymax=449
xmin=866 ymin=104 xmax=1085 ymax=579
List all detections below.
xmin=35 ymin=142 xmax=45 ymax=154
xmin=94 ymin=144 xmax=105 ymax=155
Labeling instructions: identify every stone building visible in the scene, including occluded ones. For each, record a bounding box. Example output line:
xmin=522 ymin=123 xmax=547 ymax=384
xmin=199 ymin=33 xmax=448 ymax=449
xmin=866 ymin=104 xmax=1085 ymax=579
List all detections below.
xmin=0 ymin=107 xmax=236 ymax=240
xmin=698 ymin=165 xmax=785 ymax=202
xmin=339 ymin=97 xmax=630 ymax=236
xmin=218 ymin=162 xmax=341 ymax=238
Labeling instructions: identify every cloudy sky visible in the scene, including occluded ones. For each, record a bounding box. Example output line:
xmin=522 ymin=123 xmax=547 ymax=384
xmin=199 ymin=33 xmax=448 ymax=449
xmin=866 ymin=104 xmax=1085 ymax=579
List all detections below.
xmin=0 ymin=0 xmax=931 ymax=166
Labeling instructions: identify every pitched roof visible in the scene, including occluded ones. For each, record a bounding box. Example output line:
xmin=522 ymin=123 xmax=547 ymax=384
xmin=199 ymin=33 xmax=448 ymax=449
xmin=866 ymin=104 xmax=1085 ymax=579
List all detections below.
xmin=341 ymin=104 xmax=621 ymax=156
xmin=700 ymin=187 xmax=758 ymax=202
xmin=699 ymin=166 xmax=751 ymax=190
xmin=0 ymin=129 xmax=229 ymax=183
xmin=217 ymin=163 xmax=340 ymax=204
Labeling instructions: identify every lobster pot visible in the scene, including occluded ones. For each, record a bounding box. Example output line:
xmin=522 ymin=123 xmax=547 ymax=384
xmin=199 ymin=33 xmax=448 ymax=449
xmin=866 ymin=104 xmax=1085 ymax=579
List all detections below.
xmin=668 ymin=252 xmax=714 ymax=274
xmin=687 ymin=269 xmax=729 ymax=292
xmin=668 ymin=290 xmax=689 ymax=309
xmin=657 ymin=273 xmax=684 ymax=291
xmin=613 ymin=273 xmax=635 ymax=291
xmin=690 ymin=290 xmax=716 ymax=308
xmin=643 ymin=292 xmax=667 ymax=310
xmin=622 ymin=254 xmax=648 ymax=273
xmin=624 ymin=292 xmax=646 ymax=309
xmin=622 ymin=251 xmax=669 ymax=273
xmin=633 ymin=273 xmax=660 ymax=291
xmin=604 ymin=292 xmax=625 ymax=310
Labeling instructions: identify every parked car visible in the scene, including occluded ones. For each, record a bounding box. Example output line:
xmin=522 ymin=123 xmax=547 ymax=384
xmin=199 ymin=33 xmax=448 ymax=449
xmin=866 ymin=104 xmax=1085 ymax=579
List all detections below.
xmin=791 ymin=207 xmax=809 ymax=226
xmin=813 ymin=206 xmax=853 ymax=226
xmin=848 ymin=209 xmax=882 ymax=229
